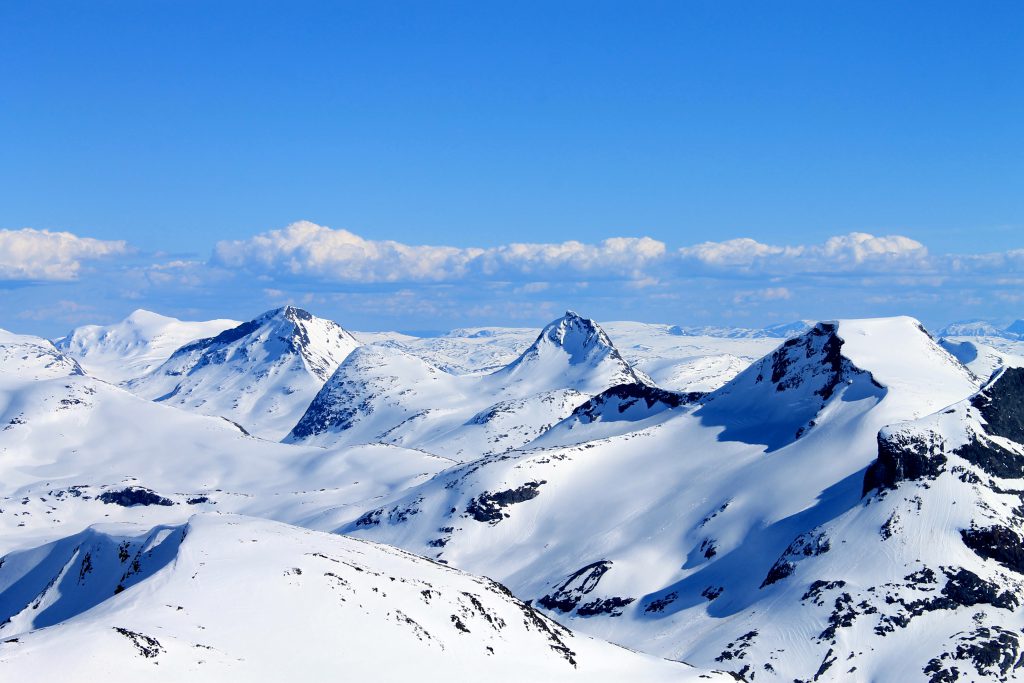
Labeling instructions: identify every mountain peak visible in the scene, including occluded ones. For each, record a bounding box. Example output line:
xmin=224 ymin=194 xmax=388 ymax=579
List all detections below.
xmin=539 ymin=310 xmax=615 ymax=356
xmin=698 ymin=316 xmax=977 ymax=451
xmin=268 ymin=305 xmax=314 ymax=323
xmin=496 ymin=312 xmax=646 ymax=390
xmin=129 ymin=307 xmax=360 ymax=439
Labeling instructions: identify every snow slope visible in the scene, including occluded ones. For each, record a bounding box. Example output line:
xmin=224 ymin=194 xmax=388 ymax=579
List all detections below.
xmin=0 ymin=514 xmax=729 ymax=683
xmin=127 ymin=306 xmax=360 ymax=439
xmin=54 ymin=310 xmax=239 ymax=384
xmin=355 ymin=326 xmax=538 ymax=374
xmin=343 ymin=317 xmax=982 ymax=679
xmin=0 ymin=330 xmax=451 ymax=553
xmin=358 ymin=321 xmax=781 ymax=393
xmin=940 ymin=337 xmax=1024 ymax=382
xmin=288 ymin=311 xmax=651 ymax=460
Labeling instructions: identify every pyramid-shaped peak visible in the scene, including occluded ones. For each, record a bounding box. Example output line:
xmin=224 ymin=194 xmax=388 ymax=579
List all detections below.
xmin=256 ymin=305 xmax=315 ymax=324
xmin=540 ymin=310 xmax=614 ymax=352
xmin=278 ymin=305 xmax=315 ymax=322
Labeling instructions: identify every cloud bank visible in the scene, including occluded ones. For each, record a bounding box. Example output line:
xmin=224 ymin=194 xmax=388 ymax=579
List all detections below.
xmin=214 ymin=221 xmax=944 ymax=283
xmin=213 ymin=221 xmax=667 ymax=282
xmin=0 ymin=228 xmax=128 ymax=281
xmin=4 ymin=220 xmax=1023 ymax=336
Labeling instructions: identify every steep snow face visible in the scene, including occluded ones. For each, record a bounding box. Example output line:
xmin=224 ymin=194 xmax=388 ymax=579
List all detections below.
xmin=0 ymin=333 xmax=451 ymax=551
xmin=344 ymin=317 xmax=983 ymax=679
xmin=0 ymin=515 xmax=728 ymax=683
xmin=127 ymin=306 xmax=360 ymax=439
xmin=698 ymin=317 xmax=977 ymax=451
xmin=54 ymin=310 xmax=239 ymax=383
xmin=288 ymin=312 xmax=650 ymax=460
xmin=656 ymin=365 xmax=1024 ymax=682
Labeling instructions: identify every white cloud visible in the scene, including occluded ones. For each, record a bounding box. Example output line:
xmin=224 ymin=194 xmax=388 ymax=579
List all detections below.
xmin=213 ymin=221 xmax=666 ymax=282
xmin=679 ymin=232 xmax=929 ymax=273
xmin=732 ymin=287 xmax=793 ymax=304
xmin=679 ymin=237 xmax=799 ymax=266
xmin=214 ymin=221 xmax=481 ymax=282
xmin=0 ymin=228 xmax=128 ymax=281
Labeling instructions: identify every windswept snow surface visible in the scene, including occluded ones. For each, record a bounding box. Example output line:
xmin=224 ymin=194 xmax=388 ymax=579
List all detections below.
xmin=54 ymin=309 xmax=239 ymax=383
xmin=127 ymin=306 xmax=360 ymax=439
xmin=0 ymin=514 xmax=729 ymax=682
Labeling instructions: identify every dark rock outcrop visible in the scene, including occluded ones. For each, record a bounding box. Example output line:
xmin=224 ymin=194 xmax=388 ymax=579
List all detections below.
xmin=97 ymin=487 xmax=174 ymax=507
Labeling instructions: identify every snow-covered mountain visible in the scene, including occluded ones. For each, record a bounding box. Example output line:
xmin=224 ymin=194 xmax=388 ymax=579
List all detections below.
xmin=127 ymin=306 xmax=360 ymax=439
xmin=667 ymin=320 xmax=813 ymax=339
xmin=12 ymin=306 xmax=1024 ymax=680
xmin=54 ymin=309 xmax=239 ymax=383
xmin=937 ymin=319 xmax=1024 ymax=340
xmin=342 ymin=317 xmax=982 ymax=680
xmin=359 ymin=320 xmax=779 ymax=394
xmin=0 ymin=329 xmax=452 ymax=548
xmin=0 ymin=514 xmax=727 ymax=682
xmin=288 ymin=311 xmax=650 ymax=459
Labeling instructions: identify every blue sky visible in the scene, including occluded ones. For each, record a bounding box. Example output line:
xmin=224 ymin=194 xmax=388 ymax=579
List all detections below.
xmin=1 ymin=1 xmax=1022 ymax=336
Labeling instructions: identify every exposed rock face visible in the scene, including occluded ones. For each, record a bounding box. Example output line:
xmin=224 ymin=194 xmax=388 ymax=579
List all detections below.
xmin=696 ymin=322 xmax=887 ymax=451
xmin=538 ymin=561 xmax=614 ymax=613
xmin=568 ymin=383 xmax=697 ymax=424
xmin=972 ymin=367 xmax=1024 ymax=444
xmin=97 ymin=486 xmax=174 ymax=507
xmin=863 ymin=429 xmax=949 ymax=494
xmin=466 ymin=481 xmax=546 ymax=524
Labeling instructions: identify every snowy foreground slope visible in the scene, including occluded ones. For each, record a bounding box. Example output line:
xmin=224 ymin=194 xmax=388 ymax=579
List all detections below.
xmin=0 ymin=515 xmax=729 ymax=682
xmin=345 ymin=317 xmax=992 ymax=680
xmin=54 ymin=310 xmax=239 ymax=384
xmin=127 ymin=306 xmax=360 ymax=439
xmin=288 ymin=311 xmax=651 ymax=460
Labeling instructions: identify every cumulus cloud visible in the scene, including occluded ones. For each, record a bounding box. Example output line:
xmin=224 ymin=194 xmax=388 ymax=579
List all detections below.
xmin=213 ymin=221 xmax=666 ymax=283
xmin=214 ymin=221 xmax=482 ymax=282
xmin=0 ymin=228 xmax=128 ymax=281
xmin=215 ymin=223 xmax=948 ymax=289
xmin=680 ymin=232 xmax=929 ymax=273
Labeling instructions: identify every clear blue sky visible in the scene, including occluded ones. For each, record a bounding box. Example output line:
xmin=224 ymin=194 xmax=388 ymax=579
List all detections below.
xmin=1 ymin=1 xmax=1022 ymax=335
